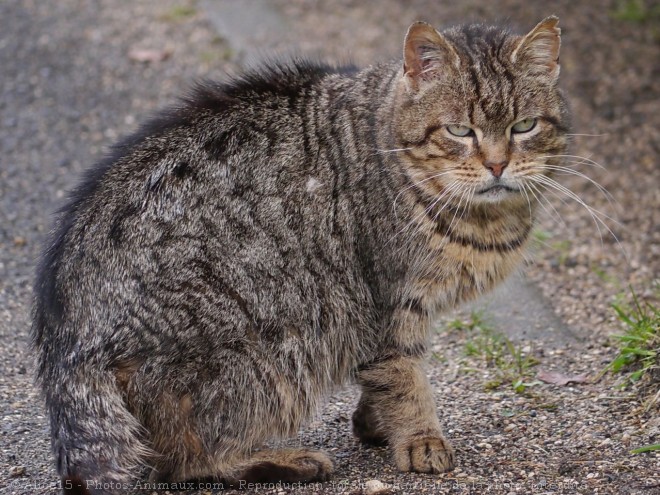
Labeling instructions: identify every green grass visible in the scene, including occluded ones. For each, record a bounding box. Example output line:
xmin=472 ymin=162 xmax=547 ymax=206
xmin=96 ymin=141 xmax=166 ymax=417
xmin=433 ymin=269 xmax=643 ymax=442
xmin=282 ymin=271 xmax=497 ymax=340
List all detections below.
xmin=448 ymin=312 xmax=540 ymax=393
xmin=198 ymin=36 xmax=234 ymax=65
xmin=161 ymin=5 xmax=197 ymax=22
xmin=447 ymin=311 xmax=489 ymax=332
xmin=604 ymin=287 xmax=659 ymax=414
xmin=630 ymin=443 xmax=660 ymax=454
xmin=602 ymin=287 xmax=659 ymax=456
xmin=611 ymin=0 xmax=660 ymax=22
xmin=607 ymin=291 xmax=658 ymax=384
xmin=591 ymin=263 xmax=620 ymax=286
xmin=199 ymin=48 xmax=234 ymax=64
xmin=531 ymin=228 xmax=552 ymax=244
xmin=530 ymin=228 xmax=573 ymax=266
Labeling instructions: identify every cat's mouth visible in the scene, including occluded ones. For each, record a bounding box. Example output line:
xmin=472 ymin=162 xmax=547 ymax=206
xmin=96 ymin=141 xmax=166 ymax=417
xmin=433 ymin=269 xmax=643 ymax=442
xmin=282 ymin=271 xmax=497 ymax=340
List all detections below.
xmin=476 ymin=184 xmax=519 ymax=195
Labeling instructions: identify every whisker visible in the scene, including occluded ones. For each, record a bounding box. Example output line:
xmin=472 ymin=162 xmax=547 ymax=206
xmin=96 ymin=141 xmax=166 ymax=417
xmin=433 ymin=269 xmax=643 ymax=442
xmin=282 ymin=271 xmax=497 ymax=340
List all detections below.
xmin=375 ymin=147 xmax=413 ymax=154
xmin=526 ymin=180 xmax=568 ymax=229
xmin=565 ymin=133 xmax=609 ymax=137
xmin=441 ymin=184 xmax=473 ymax=240
xmin=391 ymin=185 xmax=464 ymax=265
xmin=537 ymin=154 xmax=607 ymax=171
xmin=429 ymin=182 xmax=465 ymax=220
xmin=531 ymin=174 xmax=623 ymax=229
xmin=519 ymin=182 xmax=534 ymax=225
xmin=528 ymin=174 xmax=628 ymax=260
xmin=384 ymin=180 xmax=462 ymax=250
xmin=531 ymin=174 xmax=608 ymax=247
xmin=411 ymin=184 xmax=473 ymax=279
xmin=535 ymin=163 xmax=618 ymax=207
xmin=392 ymin=170 xmax=457 ymax=220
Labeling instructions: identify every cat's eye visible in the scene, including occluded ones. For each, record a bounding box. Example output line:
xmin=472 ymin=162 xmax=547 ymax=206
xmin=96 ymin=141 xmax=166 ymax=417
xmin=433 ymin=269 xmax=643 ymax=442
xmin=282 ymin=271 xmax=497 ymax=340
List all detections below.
xmin=512 ymin=118 xmax=537 ymax=133
xmin=447 ymin=124 xmax=474 ymax=137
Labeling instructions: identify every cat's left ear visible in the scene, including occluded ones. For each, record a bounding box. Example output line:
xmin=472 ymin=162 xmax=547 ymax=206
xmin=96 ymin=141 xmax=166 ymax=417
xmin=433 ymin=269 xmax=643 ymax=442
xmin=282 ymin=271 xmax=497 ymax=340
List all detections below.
xmin=511 ymin=16 xmax=561 ymax=81
xmin=403 ymin=22 xmax=460 ymax=92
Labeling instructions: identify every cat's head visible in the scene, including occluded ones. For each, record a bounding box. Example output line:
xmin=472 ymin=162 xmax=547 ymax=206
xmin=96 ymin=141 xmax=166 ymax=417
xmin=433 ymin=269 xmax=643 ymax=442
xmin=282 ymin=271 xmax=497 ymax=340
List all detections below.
xmin=393 ymin=17 xmax=569 ymax=207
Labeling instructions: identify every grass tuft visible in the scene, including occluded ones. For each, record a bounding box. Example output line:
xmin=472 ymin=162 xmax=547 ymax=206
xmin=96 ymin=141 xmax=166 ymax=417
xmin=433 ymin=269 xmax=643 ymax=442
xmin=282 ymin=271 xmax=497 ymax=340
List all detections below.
xmin=611 ymin=0 xmax=660 ymax=22
xmin=161 ymin=5 xmax=197 ymax=22
xmin=605 ymin=287 xmax=659 ymax=411
xmin=447 ymin=312 xmax=540 ymax=393
xmin=630 ymin=443 xmax=660 ymax=454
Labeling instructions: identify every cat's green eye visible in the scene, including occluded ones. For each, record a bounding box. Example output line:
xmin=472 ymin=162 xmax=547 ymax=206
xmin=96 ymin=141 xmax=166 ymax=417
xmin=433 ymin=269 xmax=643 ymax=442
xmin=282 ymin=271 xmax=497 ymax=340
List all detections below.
xmin=512 ymin=118 xmax=537 ymax=134
xmin=447 ymin=124 xmax=474 ymax=137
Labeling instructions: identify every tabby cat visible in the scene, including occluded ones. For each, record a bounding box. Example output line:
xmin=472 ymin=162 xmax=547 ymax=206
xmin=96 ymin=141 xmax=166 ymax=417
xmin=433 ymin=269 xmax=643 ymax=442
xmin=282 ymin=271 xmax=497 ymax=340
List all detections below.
xmin=32 ymin=16 xmax=568 ymax=494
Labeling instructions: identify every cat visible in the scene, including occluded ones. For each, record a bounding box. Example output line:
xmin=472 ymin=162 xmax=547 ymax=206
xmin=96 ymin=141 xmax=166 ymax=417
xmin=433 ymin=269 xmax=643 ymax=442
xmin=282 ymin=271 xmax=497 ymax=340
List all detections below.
xmin=32 ymin=16 xmax=568 ymax=494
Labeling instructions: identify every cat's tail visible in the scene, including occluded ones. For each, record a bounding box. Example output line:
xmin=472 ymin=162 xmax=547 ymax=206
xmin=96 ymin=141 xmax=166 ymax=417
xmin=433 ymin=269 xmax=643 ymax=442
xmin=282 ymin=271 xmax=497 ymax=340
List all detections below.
xmin=44 ymin=367 xmax=152 ymax=495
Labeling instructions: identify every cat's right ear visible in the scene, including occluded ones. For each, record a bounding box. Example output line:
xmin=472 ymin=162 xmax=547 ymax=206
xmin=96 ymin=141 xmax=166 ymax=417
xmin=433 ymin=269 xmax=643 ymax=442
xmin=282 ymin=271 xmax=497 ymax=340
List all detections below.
xmin=403 ymin=22 xmax=460 ymax=92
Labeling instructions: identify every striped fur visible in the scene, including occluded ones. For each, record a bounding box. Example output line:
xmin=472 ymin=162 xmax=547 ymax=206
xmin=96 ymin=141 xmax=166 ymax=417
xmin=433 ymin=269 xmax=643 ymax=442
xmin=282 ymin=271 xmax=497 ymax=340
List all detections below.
xmin=32 ymin=18 xmax=568 ymax=493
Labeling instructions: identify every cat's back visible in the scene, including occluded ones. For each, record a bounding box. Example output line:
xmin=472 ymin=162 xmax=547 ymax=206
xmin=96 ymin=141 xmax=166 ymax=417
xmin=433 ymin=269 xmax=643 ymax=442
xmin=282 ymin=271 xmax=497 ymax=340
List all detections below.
xmin=33 ymin=61 xmax=364 ymax=356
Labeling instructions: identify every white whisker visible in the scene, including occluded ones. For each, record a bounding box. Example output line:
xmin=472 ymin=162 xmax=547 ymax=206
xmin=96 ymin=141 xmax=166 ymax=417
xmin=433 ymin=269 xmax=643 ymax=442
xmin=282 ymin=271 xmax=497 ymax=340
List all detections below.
xmin=519 ymin=182 xmax=534 ymax=225
xmin=384 ymin=180 xmax=462 ymax=251
xmin=411 ymin=185 xmax=473 ymax=280
xmin=375 ymin=147 xmax=413 ymax=154
xmin=527 ymin=174 xmax=628 ymax=260
xmin=537 ymin=154 xmax=607 ymax=171
xmin=526 ymin=180 xmax=568 ymax=229
xmin=442 ymin=185 xmax=471 ymax=239
xmin=531 ymin=174 xmax=623 ymax=228
xmin=536 ymin=163 xmax=618 ymax=207
xmin=392 ymin=170 xmax=457 ymax=220
xmin=531 ymin=174 xmax=607 ymax=246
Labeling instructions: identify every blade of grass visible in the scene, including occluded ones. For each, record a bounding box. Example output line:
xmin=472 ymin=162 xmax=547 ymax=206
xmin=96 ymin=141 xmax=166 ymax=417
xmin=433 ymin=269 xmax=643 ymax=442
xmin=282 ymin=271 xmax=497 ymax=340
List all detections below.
xmin=630 ymin=444 xmax=660 ymax=454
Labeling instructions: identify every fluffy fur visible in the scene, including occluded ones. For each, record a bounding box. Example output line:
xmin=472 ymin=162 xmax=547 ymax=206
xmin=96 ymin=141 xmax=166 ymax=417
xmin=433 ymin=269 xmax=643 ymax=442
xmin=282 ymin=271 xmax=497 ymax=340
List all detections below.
xmin=32 ymin=18 xmax=568 ymax=494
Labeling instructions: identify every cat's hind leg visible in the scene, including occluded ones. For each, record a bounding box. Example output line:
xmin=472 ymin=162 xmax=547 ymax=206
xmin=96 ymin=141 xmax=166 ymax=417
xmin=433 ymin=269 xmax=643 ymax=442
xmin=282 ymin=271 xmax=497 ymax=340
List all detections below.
xmin=137 ymin=355 xmax=333 ymax=485
xmin=225 ymin=448 xmax=334 ymax=485
xmin=151 ymin=448 xmax=333 ymax=486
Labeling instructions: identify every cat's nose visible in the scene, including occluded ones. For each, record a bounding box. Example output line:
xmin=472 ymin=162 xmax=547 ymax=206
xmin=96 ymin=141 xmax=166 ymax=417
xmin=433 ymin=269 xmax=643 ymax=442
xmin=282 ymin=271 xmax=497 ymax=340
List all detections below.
xmin=483 ymin=160 xmax=509 ymax=178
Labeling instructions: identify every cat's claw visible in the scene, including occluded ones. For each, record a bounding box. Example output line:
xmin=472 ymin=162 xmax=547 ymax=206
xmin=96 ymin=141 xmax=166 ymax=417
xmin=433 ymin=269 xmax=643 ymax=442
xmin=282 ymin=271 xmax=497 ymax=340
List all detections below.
xmin=393 ymin=435 xmax=455 ymax=474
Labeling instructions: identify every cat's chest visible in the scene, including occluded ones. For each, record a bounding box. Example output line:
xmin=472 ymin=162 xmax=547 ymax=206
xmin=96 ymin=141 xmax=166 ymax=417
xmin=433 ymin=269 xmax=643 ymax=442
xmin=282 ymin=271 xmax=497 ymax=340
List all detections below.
xmin=406 ymin=216 xmax=530 ymax=312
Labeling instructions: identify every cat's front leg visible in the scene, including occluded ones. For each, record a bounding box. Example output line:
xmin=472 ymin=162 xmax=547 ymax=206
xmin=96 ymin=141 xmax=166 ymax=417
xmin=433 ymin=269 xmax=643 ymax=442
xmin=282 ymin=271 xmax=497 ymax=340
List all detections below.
xmin=352 ymin=392 xmax=387 ymax=446
xmin=356 ymin=356 xmax=455 ymax=473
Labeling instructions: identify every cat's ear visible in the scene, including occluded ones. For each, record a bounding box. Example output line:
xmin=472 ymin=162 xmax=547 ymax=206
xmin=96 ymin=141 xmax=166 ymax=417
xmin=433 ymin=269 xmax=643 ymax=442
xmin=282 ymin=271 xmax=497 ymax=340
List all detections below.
xmin=511 ymin=16 xmax=561 ymax=81
xmin=403 ymin=22 xmax=460 ymax=92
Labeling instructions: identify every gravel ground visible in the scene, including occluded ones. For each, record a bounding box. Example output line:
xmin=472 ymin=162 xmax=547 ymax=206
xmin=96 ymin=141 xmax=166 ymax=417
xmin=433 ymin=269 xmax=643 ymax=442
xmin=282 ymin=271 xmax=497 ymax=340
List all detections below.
xmin=1 ymin=1 xmax=658 ymax=494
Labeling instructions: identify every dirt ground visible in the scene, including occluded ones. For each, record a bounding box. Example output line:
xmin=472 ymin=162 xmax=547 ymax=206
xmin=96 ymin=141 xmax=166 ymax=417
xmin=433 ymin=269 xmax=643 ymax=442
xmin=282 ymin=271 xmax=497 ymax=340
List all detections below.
xmin=1 ymin=1 xmax=658 ymax=494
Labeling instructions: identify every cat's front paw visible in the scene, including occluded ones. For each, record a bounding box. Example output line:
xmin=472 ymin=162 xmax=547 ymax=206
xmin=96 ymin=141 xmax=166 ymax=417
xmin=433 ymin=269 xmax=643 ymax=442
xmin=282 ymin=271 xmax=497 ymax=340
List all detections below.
xmin=393 ymin=435 xmax=455 ymax=474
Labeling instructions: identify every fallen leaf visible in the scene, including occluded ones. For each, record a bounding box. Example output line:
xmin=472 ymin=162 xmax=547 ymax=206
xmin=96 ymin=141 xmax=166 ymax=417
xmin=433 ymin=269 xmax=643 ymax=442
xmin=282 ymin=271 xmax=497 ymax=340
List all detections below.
xmin=537 ymin=370 xmax=589 ymax=386
xmin=128 ymin=48 xmax=170 ymax=63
